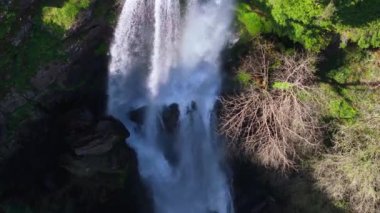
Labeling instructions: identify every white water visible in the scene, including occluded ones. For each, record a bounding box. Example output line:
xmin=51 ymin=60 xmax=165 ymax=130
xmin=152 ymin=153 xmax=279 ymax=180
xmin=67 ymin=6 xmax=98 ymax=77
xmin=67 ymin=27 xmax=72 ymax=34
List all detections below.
xmin=108 ymin=0 xmax=234 ymax=212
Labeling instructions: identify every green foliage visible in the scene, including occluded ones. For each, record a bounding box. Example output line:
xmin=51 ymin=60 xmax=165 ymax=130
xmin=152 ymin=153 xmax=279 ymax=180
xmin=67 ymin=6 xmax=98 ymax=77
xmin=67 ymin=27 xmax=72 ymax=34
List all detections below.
xmin=235 ymin=70 xmax=253 ymax=87
xmin=272 ymin=81 xmax=293 ymax=90
xmin=335 ymin=0 xmax=380 ymax=48
xmin=0 ymin=28 xmax=66 ymax=92
xmin=328 ymin=99 xmax=357 ymax=120
xmin=42 ymin=0 xmax=91 ymax=33
xmin=239 ymin=0 xmax=380 ymax=50
xmin=313 ymin=48 xmax=380 ymax=211
xmin=236 ymin=3 xmax=272 ymax=36
xmin=268 ymin=0 xmax=326 ymax=26
xmin=338 ymin=22 xmax=380 ymax=49
xmin=0 ymin=0 xmax=89 ymax=93
xmin=327 ymin=68 xmax=351 ymax=84
xmin=238 ymin=0 xmax=332 ymax=51
xmin=318 ymin=47 xmax=380 ymax=123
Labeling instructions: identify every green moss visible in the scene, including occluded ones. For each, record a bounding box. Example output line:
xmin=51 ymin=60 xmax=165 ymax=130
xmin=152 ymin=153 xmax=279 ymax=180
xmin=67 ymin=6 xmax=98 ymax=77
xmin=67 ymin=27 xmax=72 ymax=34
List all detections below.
xmin=42 ymin=0 xmax=91 ymax=34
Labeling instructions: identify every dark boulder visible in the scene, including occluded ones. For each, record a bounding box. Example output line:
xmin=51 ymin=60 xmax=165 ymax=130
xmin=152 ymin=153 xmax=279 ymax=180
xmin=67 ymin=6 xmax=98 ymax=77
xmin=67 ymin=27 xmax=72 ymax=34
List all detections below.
xmin=129 ymin=106 xmax=147 ymax=125
xmin=162 ymin=103 xmax=180 ymax=133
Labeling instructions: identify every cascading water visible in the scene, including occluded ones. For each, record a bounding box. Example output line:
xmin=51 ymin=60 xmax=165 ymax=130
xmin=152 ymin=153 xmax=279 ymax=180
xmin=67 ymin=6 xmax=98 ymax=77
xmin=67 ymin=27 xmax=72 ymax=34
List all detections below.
xmin=108 ymin=0 xmax=235 ymax=212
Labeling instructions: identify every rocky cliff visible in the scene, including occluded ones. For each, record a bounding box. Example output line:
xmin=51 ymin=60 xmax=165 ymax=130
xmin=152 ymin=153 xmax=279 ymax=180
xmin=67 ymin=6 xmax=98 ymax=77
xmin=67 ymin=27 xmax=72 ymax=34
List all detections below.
xmin=0 ymin=0 xmax=151 ymax=212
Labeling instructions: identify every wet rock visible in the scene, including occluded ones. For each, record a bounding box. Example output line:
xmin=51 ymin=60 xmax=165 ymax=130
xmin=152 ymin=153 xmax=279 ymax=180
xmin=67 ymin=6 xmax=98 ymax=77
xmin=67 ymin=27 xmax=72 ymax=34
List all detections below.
xmin=98 ymin=117 xmax=129 ymax=136
xmin=73 ymin=117 xmax=129 ymax=156
xmin=129 ymin=106 xmax=147 ymax=125
xmin=74 ymin=135 xmax=117 ymax=156
xmin=162 ymin=103 xmax=180 ymax=133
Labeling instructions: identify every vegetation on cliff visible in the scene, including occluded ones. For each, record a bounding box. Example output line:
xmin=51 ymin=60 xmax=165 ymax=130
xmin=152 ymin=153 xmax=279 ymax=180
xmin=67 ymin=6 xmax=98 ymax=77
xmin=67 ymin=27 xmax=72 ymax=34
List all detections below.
xmin=1 ymin=0 xmax=379 ymax=212
xmin=225 ymin=0 xmax=380 ymax=212
xmin=0 ymin=0 xmax=151 ymax=212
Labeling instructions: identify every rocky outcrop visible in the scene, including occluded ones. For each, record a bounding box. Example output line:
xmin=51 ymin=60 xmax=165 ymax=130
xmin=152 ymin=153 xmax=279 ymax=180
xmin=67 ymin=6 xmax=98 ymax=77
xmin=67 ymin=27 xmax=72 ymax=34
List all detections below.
xmin=0 ymin=0 xmax=152 ymax=212
xmin=0 ymin=107 xmax=151 ymax=212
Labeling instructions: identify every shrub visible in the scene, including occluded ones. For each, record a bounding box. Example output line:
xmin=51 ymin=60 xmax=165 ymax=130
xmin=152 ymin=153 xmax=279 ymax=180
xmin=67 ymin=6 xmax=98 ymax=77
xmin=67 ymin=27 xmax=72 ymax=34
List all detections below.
xmin=238 ymin=0 xmax=380 ymax=50
xmin=313 ymin=50 xmax=380 ymax=212
xmin=314 ymin=112 xmax=380 ymax=213
xmin=236 ymin=3 xmax=272 ymax=37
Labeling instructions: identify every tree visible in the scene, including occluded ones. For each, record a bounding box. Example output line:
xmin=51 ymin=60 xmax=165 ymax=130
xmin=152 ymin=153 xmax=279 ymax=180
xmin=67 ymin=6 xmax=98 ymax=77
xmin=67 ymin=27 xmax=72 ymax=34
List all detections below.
xmin=220 ymin=40 xmax=321 ymax=171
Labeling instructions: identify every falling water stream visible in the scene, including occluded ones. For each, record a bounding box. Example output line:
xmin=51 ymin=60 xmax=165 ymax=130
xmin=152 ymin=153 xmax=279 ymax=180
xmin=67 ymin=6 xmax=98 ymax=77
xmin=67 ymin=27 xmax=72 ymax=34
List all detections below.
xmin=108 ymin=0 xmax=234 ymax=212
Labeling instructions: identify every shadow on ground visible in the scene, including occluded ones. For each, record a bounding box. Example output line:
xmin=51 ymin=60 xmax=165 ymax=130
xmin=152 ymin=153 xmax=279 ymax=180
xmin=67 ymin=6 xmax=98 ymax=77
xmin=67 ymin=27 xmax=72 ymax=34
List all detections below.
xmin=231 ymin=156 xmax=346 ymax=213
xmin=336 ymin=0 xmax=380 ymax=27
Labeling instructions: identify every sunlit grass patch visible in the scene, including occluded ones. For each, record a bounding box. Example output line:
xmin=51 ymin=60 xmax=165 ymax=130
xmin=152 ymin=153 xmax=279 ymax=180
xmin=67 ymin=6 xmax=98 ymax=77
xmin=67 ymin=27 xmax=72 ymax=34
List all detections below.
xmin=42 ymin=0 xmax=91 ymax=32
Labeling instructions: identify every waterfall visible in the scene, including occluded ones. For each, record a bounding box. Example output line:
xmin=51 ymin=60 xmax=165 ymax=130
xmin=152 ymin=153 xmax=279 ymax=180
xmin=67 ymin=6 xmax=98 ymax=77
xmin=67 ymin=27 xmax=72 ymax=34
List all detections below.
xmin=108 ymin=0 xmax=235 ymax=212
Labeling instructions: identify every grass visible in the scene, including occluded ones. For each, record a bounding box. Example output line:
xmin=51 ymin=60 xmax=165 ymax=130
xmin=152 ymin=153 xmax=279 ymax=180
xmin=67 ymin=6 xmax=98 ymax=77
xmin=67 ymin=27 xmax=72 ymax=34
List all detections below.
xmin=314 ymin=144 xmax=380 ymax=213
xmin=318 ymin=48 xmax=380 ymax=123
xmin=319 ymin=83 xmax=358 ymax=121
xmin=313 ymin=49 xmax=380 ymax=212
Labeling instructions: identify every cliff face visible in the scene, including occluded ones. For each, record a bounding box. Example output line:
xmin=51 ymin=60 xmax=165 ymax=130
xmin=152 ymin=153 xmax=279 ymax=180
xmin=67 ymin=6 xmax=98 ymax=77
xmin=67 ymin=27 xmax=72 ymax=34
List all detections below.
xmin=0 ymin=0 xmax=151 ymax=212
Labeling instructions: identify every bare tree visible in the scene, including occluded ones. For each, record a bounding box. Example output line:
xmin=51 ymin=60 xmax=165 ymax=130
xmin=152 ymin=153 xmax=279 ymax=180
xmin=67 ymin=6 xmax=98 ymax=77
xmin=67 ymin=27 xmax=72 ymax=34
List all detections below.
xmin=220 ymin=41 xmax=321 ymax=172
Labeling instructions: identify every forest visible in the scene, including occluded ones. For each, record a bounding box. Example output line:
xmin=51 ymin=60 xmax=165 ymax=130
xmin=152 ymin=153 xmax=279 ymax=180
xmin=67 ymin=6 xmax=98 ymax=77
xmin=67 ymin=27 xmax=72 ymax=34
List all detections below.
xmin=0 ymin=0 xmax=379 ymax=212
